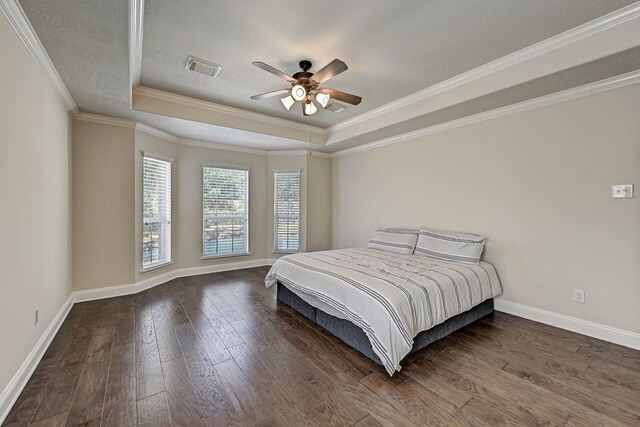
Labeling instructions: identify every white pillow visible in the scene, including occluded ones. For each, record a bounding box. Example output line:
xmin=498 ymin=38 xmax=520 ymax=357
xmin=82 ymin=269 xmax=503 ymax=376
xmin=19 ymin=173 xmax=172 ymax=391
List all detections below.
xmin=367 ymin=229 xmax=418 ymax=255
xmin=414 ymin=228 xmax=485 ymax=264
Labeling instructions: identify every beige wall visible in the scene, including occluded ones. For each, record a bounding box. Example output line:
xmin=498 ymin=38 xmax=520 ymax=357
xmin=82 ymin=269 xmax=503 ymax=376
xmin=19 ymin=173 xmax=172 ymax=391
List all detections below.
xmin=307 ymin=155 xmax=332 ymax=252
xmin=72 ymin=121 xmax=135 ymax=291
xmin=72 ymin=125 xmax=333 ymax=289
xmin=73 ymin=126 xmax=275 ymax=286
xmin=332 ymin=83 xmax=640 ymax=333
xmin=176 ymin=143 xmax=268 ymax=268
xmin=0 ymin=16 xmax=72 ymax=392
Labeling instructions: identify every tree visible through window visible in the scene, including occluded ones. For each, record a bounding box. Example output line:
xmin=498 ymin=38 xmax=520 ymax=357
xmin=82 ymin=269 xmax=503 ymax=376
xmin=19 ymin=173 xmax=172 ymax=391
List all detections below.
xmin=203 ymin=167 xmax=249 ymax=257
xmin=143 ymin=156 xmax=171 ymax=267
xmin=274 ymin=170 xmax=300 ymax=252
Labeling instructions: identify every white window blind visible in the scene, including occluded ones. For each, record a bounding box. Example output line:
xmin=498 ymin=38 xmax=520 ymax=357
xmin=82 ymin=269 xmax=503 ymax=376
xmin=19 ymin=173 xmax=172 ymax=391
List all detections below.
xmin=274 ymin=170 xmax=300 ymax=252
xmin=203 ymin=167 xmax=249 ymax=257
xmin=143 ymin=156 xmax=171 ymax=268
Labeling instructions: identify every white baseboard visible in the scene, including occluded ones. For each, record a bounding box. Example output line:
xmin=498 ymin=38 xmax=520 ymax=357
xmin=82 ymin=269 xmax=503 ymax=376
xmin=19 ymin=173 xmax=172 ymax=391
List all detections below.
xmin=5 ymin=268 xmax=637 ymax=425
xmin=72 ymin=258 xmax=274 ymax=303
xmin=494 ymin=299 xmax=640 ymax=350
xmin=0 ymin=295 xmax=74 ymax=424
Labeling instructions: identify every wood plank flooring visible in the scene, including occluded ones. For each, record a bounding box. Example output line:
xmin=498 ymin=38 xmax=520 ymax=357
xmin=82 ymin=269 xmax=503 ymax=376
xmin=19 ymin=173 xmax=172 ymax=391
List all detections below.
xmin=4 ymin=267 xmax=640 ymax=426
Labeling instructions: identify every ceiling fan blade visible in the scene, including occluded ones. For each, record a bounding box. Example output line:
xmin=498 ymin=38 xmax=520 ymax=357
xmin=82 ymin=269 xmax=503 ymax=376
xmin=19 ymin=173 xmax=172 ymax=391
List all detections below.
xmin=311 ymin=59 xmax=348 ymax=84
xmin=318 ymin=88 xmax=362 ymax=105
xmin=250 ymin=89 xmax=291 ymax=100
xmin=252 ymin=61 xmax=297 ymax=83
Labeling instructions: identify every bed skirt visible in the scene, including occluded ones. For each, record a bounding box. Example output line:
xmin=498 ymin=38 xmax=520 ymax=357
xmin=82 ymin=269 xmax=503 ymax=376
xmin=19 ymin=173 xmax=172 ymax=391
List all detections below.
xmin=276 ymin=282 xmax=494 ymax=366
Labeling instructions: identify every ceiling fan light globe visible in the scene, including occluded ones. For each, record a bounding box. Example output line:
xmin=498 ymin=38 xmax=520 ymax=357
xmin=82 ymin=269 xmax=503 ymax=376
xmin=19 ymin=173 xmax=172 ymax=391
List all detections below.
xmin=281 ymin=95 xmax=295 ymax=110
xmin=316 ymin=92 xmax=330 ymax=108
xmin=304 ymin=100 xmax=318 ymax=115
xmin=291 ymin=84 xmax=307 ymax=102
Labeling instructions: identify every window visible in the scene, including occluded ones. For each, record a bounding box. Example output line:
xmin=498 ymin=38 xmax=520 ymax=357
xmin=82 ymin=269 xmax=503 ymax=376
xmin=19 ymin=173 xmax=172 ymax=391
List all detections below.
xmin=142 ymin=156 xmax=171 ymax=268
xmin=203 ymin=166 xmax=249 ymax=257
xmin=274 ymin=170 xmax=301 ymax=253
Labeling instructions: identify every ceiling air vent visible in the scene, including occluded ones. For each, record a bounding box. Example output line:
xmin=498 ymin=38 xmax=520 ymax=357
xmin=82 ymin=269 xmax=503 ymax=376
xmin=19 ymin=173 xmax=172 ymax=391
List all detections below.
xmin=185 ymin=56 xmax=222 ymax=77
xmin=324 ymin=101 xmax=348 ymax=113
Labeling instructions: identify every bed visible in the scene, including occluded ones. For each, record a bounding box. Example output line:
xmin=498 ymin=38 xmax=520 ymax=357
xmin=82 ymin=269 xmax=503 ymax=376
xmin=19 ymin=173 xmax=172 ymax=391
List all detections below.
xmin=265 ymin=247 xmax=502 ymax=375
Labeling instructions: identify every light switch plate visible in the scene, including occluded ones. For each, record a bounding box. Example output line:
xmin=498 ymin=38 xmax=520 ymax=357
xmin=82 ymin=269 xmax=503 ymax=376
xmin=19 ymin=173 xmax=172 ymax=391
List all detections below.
xmin=612 ymin=184 xmax=633 ymax=198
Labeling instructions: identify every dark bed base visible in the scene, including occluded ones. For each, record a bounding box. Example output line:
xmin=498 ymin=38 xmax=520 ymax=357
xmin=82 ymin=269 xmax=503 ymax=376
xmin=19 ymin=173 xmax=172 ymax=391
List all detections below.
xmin=277 ymin=282 xmax=494 ymax=366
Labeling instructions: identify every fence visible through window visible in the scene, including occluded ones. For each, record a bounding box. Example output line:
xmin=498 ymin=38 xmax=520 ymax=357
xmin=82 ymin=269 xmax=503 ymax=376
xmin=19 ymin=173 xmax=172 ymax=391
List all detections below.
xmin=143 ymin=156 xmax=171 ymax=268
xmin=203 ymin=216 xmax=247 ymax=255
xmin=202 ymin=166 xmax=249 ymax=257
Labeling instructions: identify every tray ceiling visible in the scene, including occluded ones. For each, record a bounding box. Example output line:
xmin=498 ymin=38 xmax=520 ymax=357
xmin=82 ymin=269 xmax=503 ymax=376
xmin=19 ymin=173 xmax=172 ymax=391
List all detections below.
xmin=139 ymin=0 xmax=635 ymax=127
xmin=16 ymin=0 xmax=640 ymax=151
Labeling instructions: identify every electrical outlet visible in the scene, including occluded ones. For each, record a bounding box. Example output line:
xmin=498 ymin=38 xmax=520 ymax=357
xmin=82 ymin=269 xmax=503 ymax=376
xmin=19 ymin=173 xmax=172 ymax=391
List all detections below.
xmin=35 ymin=309 xmax=39 ymax=325
xmin=573 ymin=289 xmax=585 ymax=304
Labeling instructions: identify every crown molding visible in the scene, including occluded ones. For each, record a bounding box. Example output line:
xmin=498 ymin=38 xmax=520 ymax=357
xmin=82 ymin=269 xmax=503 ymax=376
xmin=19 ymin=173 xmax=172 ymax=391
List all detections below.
xmin=267 ymin=150 xmax=309 ymax=157
xmin=77 ymin=65 xmax=640 ymax=158
xmin=307 ymin=151 xmax=332 ymax=158
xmin=267 ymin=150 xmax=333 ymax=158
xmin=332 ymin=70 xmax=640 ymax=158
xmin=134 ymin=86 xmax=328 ymax=137
xmin=135 ymin=122 xmax=180 ymax=143
xmin=179 ymin=138 xmax=268 ymax=156
xmin=74 ymin=112 xmax=325 ymax=156
xmin=0 ymin=0 xmax=78 ymax=113
xmin=73 ymin=112 xmax=136 ymax=128
xmin=129 ymin=0 xmax=144 ymax=102
xmin=76 ymin=111 xmax=333 ymax=157
xmin=328 ymin=2 xmax=640 ymax=135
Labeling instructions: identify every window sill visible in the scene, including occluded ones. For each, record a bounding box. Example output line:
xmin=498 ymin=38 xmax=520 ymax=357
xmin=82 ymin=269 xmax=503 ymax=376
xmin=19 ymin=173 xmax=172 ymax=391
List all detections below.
xmin=272 ymin=250 xmax=298 ymax=255
xmin=140 ymin=261 xmax=174 ymax=274
xmin=201 ymin=252 xmax=251 ymax=261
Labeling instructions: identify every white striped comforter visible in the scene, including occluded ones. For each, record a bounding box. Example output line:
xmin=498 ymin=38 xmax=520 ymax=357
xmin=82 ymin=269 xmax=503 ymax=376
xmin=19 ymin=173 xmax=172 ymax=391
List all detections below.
xmin=265 ymin=248 xmax=502 ymax=375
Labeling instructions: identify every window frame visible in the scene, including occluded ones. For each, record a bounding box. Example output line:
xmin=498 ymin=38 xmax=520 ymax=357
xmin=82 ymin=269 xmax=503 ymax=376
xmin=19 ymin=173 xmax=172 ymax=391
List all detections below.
xmin=201 ymin=165 xmax=250 ymax=259
xmin=141 ymin=154 xmax=173 ymax=271
xmin=273 ymin=169 xmax=301 ymax=254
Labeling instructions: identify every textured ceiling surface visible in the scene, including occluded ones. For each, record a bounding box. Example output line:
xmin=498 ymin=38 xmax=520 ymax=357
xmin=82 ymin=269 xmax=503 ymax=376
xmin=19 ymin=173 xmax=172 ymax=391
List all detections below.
xmin=18 ymin=0 xmax=131 ymax=118
xmin=16 ymin=0 xmax=639 ymax=150
xmin=140 ymin=0 xmax=635 ymax=127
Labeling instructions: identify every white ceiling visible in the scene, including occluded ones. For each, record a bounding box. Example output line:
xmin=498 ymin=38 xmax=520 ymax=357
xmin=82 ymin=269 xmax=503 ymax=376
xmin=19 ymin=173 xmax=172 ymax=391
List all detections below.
xmin=16 ymin=0 xmax=640 ymax=151
xmin=140 ymin=0 xmax=635 ymax=127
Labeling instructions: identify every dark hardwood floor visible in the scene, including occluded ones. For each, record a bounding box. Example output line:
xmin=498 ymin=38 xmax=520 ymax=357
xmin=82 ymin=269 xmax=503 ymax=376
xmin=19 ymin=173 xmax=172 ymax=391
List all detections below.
xmin=4 ymin=267 xmax=640 ymax=426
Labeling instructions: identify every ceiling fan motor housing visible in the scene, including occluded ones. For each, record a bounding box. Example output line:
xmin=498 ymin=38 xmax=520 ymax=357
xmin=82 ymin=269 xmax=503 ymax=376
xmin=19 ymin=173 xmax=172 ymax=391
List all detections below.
xmin=292 ymin=60 xmax=316 ymax=90
xmin=299 ymin=60 xmax=312 ymax=72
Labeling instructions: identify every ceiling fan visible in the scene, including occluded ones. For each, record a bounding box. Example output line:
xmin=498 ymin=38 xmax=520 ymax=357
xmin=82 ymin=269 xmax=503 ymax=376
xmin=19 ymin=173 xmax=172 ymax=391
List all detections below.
xmin=250 ymin=59 xmax=362 ymax=116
